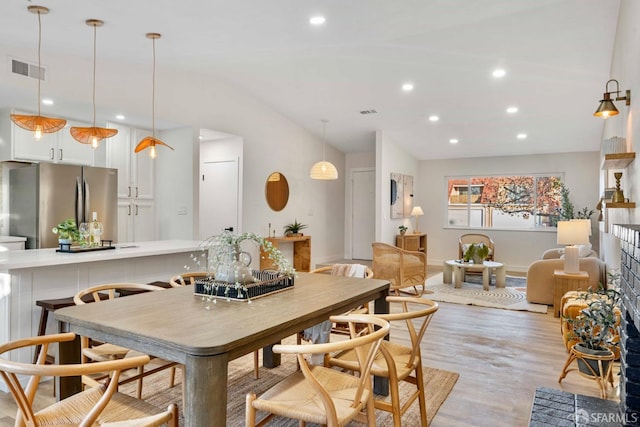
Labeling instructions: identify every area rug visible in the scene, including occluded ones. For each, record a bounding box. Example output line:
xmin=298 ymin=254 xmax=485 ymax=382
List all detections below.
xmin=121 ymin=351 xmax=458 ymax=426
xmin=425 ymin=272 xmax=548 ymax=313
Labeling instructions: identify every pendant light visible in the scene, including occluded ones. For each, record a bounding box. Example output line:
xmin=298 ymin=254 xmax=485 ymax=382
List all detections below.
xmin=10 ymin=6 xmax=66 ymax=140
xmin=70 ymin=19 xmax=117 ymax=148
xmin=134 ymin=33 xmax=174 ymax=159
xmin=310 ymin=119 xmax=338 ymax=180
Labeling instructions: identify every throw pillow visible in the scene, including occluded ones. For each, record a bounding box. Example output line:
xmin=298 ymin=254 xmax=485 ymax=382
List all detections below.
xmin=577 ymin=243 xmax=592 ymax=258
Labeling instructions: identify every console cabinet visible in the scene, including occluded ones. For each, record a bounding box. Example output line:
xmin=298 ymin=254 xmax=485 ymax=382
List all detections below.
xmin=396 ymin=233 xmax=427 ymax=255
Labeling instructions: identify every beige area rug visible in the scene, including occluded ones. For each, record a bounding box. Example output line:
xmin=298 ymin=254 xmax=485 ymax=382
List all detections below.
xmin=121 ymin=351 xmax=458 ymax=426
xmin=425 ymin=272 xmax=548 ymax=314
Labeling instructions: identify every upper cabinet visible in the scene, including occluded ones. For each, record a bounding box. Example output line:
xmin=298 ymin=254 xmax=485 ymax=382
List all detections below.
xmin=0 ymin=110 xmax=102 ymax=165
xmin=105 ymin=122 xmax=155 ymax=200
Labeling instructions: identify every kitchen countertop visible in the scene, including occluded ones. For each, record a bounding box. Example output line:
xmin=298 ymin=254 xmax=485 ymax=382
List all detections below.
xmin=0 ymin=236 xmax=27 ymax=243
xmin=0 ymin=240 xmax=204 ymax=271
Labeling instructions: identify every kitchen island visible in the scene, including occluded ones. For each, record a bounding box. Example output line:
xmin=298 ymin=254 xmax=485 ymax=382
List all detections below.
xmin=0 ymin=240 xmax=204 ymax=384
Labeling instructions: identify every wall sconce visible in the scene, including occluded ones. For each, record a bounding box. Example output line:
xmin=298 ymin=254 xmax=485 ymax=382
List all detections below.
xmin=594 ymin=79 xmax=631 ymax=118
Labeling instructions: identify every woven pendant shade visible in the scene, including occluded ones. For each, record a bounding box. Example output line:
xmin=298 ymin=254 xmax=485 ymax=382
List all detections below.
xmin=70 ymin=127 xmax=118 ymax=145
xmin=310 ymin=161 xmax=339 ymax=180
xmin=10 ymin=6 xmax=66 ymax=139
xmin=10 ymin=114 xmax=66 ymax=134
xmin=136 ymin=33 xmax=173 ymax=159
xmin=309 ymin=119 xmax=338 ymax=180
xmin=70 ymin=19 xmax=117 ymax=148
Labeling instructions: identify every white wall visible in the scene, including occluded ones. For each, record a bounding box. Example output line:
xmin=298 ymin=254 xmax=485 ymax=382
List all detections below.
xmin=0 ymin=43 xmax=346 ymax=267
xmin=375 ymin=131 xmax=419 ymax=243
xmin=416 ymin=151 xmax=600 ymax=272
xmin=599 ymin=0 xmax=640 ymax=269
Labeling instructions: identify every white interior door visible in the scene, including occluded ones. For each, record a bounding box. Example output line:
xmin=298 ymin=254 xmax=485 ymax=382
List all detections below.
xmin=351 ymin=169 xmax=375 ymax=260
xmin=200 ymin=159 xmax=239 ymax=239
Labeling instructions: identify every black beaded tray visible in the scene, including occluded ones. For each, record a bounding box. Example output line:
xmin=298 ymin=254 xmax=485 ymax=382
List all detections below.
xmin=56 ymin=240 xmax=115 ymax=253
xmin=194 ymin=269 xmax=294 ymax=301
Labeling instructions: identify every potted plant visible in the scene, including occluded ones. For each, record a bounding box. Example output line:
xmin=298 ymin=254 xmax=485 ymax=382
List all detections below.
xmin=463 ymin=243 xmax=489 ymax=264
xmin=283 ymin=219 xmax=307 ymax=237
xmin=566 ymin=286 xmax=620 ymax=377
xmin=398 ymin=225 xmax=408 ymax=235
xmin=52 ymin=218 xmax=80 ymax=244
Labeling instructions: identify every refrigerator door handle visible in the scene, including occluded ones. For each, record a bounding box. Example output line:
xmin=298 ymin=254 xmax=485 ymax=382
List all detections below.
xmin=75 ymin=177 xmax=83 ymax=226
xmin=83 ymin=177 xmax=90 ymax=222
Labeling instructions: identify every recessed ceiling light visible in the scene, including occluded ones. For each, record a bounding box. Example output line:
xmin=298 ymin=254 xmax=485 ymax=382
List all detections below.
xmin=449 ymin=139 xmax=459 ymax=144
xmin=115 ymin=114 xmax=125 ymax=120
xmin=309 ymin=15 xmax=326 ymax=25
xmin=429 ymin=115 xmax=439 ymax=122
xmin=492 ymin=69 xmax=506 ymax=78
xmin=198 ymin=135 xmax=203 ymax=140
xmin=517 ymin=133 xmax=527 ymax=139
xmin=402 ymin=83 xmax=414 ymax=92
xmin=506 ymin=106 xmax=518 ymax=114
xmin=41 ymin=99 xmax=53 ymax=105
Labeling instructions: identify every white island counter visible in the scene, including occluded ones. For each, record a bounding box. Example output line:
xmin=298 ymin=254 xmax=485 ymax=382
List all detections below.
xmin=0 ymin=240 xmax=205 ymax=380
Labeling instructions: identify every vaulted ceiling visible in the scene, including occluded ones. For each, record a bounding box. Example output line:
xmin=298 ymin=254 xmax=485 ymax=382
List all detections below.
xmin=0 ymin=0 xmax=620 ymax=159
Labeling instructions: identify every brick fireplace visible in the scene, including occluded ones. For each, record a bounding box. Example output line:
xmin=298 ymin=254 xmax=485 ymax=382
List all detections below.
xmin=613 ymin=224 xmax=640 ymax=426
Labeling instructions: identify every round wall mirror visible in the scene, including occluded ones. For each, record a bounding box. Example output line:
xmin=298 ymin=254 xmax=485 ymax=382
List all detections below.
xmin=265 ymin=172 xmax=289 ymax=211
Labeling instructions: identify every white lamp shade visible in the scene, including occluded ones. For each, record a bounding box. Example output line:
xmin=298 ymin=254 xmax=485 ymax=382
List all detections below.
xmin=557 ymin=221 xmax=590 ymax=245
xmin=310 ymin=161 xmax=338 ymax=180
xmin=570 ymin=218 xmax=592 ymax=236
xmin=411 ymin=206 xmax=424 ymax=216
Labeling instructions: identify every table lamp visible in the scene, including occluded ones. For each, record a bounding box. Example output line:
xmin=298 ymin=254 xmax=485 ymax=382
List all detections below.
xmin=411 ymin=206 xmax=424 ymax=233
xmin=556 ymin=220 xmax=590 ymax=274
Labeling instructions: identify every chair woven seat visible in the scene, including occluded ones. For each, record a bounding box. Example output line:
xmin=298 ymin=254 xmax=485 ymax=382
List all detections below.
xmin=329 ymin=340 xmax=418 ymax=380
xmin=251 ymin=366 xmax=372 ymax=425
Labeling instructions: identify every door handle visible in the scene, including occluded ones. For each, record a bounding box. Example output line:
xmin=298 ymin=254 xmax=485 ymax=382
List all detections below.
xmin=50 ymin=148 xmax=54 ymax=160
xmin=135 ymin=187 xmax=139 ymax=198
xmin=135 ymin=205 xmax=139 ymax=215
xmin=127 ymin=186 xmax=131 ymax=198
xmin=224 ymin=227 xmax=234 ymax=232
xmin=59 ymin=149 xmax=63 ymax=161
xmin=128 ymin=205 xmax=131 ymax=216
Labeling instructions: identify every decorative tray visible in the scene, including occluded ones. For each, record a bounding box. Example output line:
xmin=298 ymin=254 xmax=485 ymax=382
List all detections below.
xmin=194 ymin=269 xmax=294 ymax=301
xmin=56 ymin=240 xmax=115 ymax=253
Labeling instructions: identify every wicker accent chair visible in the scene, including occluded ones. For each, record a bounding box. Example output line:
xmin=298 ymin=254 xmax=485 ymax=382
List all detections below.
xmin=246 ymin=315 xmax=390 ymax=427
xmin=74 ymin=283 xmax=178 ymax=399
xmin=169 ymin=272 xmax=261 ymax=379
xmin=326 ymin=296 xmax=439 ymax=426
xmin=372 ymin=242 xmax=427 ymax=295
xmin=0 ymin=332 xmax=178 ymax=427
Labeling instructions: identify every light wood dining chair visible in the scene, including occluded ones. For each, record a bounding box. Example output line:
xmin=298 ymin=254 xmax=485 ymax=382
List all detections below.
xmin=169 ymin=272 xmax=262 ymax=379
xmin=326 ymin=296 xmax=439 ymax=426
xmin=246 ymin=314 xmax=390 ymax=427
xmin=74 ymin=283 xmax=178 ymax=398
xmin=0 ymin=332 xmax=178 ymax=427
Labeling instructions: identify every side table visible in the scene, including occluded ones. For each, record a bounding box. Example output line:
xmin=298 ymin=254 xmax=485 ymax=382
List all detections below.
xmin=553 ymin=270 xmax=589 ymax=318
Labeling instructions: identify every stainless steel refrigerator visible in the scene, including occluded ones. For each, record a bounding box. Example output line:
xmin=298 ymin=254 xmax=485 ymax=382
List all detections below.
xmin=9 ymin=162 xmax=118 ymax=249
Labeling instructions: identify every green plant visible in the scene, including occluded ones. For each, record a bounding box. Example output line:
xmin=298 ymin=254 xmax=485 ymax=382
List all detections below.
xmin=462 ymin=243 xmax=489 ymax=263
xmin=555 ymin=183 xmax=594 ymax=222
xmin=398 ymin=225 xmax=408 ymax=233
xmin=51 ymin=218 xmax=80 ymax=242
xmin=566 ymin=286 xmax=620 ymax=351
xmin=283 ymin=219 xmax=307 ymax=236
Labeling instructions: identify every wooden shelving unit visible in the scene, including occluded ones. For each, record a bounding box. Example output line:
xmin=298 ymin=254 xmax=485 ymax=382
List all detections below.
xmin=601 ymin=152 xmax=635 ymax=170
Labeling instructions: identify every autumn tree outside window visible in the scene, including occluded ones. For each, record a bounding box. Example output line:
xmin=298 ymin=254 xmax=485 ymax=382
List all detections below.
xmin=447 ymin=175 xmax=563 ymax=229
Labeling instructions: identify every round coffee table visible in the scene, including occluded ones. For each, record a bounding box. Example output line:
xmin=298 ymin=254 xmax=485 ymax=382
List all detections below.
xmin=443 ymin=260 xmax=506 ymax=290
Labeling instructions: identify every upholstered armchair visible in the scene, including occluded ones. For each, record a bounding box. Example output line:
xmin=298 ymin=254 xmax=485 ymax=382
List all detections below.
xmin=526 ymin=247 xmax=605 ymax=305
xmin=372 ymin=242 xmax=427 ymax=295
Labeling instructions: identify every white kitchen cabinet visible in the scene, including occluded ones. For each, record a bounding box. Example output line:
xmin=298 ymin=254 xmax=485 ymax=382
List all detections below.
xmin=117 ymin=198 xmax=156 ymax=243
xmin=108 ymin=123 xmax=157 ymax=243
xmin=106 ymin=123 xmax=155 ymax=199
xmin=10 ymin=119 xmax=97 ymax=165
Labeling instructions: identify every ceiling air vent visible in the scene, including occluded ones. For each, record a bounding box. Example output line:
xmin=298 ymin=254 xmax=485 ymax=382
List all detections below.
xmin=360 ymin=109 xmax=378 ymax=115
xmin=10 ymin=57 xmax=45 ymax=80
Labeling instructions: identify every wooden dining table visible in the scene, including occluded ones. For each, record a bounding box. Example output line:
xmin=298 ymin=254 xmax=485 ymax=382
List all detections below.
xmin=55 ymin=272 xmax=390 ymax=426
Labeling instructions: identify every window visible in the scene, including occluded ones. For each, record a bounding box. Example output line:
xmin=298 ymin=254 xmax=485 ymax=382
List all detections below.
xmin=447 ymin=175 xmax=563 ymax=229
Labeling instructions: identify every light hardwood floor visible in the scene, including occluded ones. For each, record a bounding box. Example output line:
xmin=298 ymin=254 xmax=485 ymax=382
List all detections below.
xmin=0 ymin=267 xmax=618 ymax=426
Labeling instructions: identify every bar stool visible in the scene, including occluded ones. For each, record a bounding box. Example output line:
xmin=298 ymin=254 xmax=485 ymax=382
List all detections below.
xmin=34 ymin=294 xmax=109 ymax=364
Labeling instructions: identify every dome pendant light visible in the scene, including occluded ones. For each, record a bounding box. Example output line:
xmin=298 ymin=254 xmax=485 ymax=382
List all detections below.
xmin=310 ymin=119 xmax=338 ymax=180
xmin=135 ymin=33 xmax=174 ymax=159
xmin=10 ymin=5 xmax=66 ymax=139
xmin=70 ymin=19 xmax=117 ymax=148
